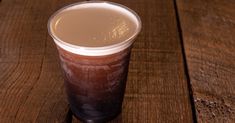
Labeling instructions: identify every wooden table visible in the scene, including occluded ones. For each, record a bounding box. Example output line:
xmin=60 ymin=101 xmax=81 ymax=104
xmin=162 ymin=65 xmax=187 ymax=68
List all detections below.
xmin=0 ymin=0 xmax=234 ymax=122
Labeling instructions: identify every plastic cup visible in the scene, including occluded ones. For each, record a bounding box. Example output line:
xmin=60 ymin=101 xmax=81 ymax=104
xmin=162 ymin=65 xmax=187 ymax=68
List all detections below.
xmin=48 ymin=1 xmax=141 ymax=122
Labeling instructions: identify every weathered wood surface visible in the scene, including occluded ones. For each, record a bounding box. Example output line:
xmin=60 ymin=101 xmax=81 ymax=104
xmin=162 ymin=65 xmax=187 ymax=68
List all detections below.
xmin=0 ymin=0 xmax=196 ymax=122
xmin=0 ymin=0 xmax=81 ymax=122
xmin=176 ymin=0 xmax=235 ymax=122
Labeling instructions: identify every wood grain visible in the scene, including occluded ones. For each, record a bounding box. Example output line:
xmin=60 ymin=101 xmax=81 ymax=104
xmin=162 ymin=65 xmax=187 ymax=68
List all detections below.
xmin=176 ymin=0 xmax=235 ymax=122
xmin=0 ymin=0 xmax=80 ymax=122
xmin=0 ymin=0 xmax=193 ymax=123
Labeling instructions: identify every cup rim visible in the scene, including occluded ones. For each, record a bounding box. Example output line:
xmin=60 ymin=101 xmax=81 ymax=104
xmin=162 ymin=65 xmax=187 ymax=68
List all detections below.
xmin=47 ymin=1 xmax=142 ymax=56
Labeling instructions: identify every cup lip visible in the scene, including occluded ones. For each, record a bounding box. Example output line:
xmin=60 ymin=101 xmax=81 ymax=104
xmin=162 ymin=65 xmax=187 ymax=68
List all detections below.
xmin=47 ymin=1 xmax=142 ymax=56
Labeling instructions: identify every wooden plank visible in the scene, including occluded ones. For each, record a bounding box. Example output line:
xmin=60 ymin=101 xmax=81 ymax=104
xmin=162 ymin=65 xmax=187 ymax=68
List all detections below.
xmin=176 ymin=0 xmax=235 ymax=122
xmin=71 ymin=0 xmax=194 ymax=122
xmin=0 ymin=0 xmax=80 ymax=122
xmin=0 ymin=0 xmax=193 ymax=123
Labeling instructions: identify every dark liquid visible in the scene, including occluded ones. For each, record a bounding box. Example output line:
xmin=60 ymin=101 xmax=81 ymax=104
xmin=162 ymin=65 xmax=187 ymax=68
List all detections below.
xmin=58 ymin=47 xmax=131 ymax=122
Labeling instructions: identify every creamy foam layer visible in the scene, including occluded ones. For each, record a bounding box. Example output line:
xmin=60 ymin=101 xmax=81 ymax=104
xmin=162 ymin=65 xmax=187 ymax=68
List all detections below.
xmin=48 ymin=2 xmax=141 ymax=56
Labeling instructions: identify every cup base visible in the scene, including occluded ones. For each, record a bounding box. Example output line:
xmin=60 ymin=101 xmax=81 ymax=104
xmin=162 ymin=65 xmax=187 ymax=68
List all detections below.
xmin=71 ymin=108 xmax=121 ymax=123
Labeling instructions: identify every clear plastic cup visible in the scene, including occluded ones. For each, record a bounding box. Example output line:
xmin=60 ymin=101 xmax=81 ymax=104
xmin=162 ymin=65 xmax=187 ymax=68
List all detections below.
xmin=48 ymin=1 xmax=141 ymax=122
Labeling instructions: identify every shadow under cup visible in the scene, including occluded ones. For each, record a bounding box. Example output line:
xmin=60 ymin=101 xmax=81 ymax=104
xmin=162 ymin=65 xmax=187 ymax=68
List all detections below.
xmin=48 ymin=1 xmax=141 ymax=122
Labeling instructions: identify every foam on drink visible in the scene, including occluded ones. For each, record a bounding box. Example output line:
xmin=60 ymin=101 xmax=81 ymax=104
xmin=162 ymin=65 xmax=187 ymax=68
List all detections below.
xmin=48 ymin=2 xmax=141 ymax=56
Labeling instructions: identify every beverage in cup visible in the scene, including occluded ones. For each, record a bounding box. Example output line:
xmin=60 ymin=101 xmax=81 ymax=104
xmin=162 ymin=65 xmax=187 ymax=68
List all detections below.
xmin=48 ymin=1 xmax=141 ymax=122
